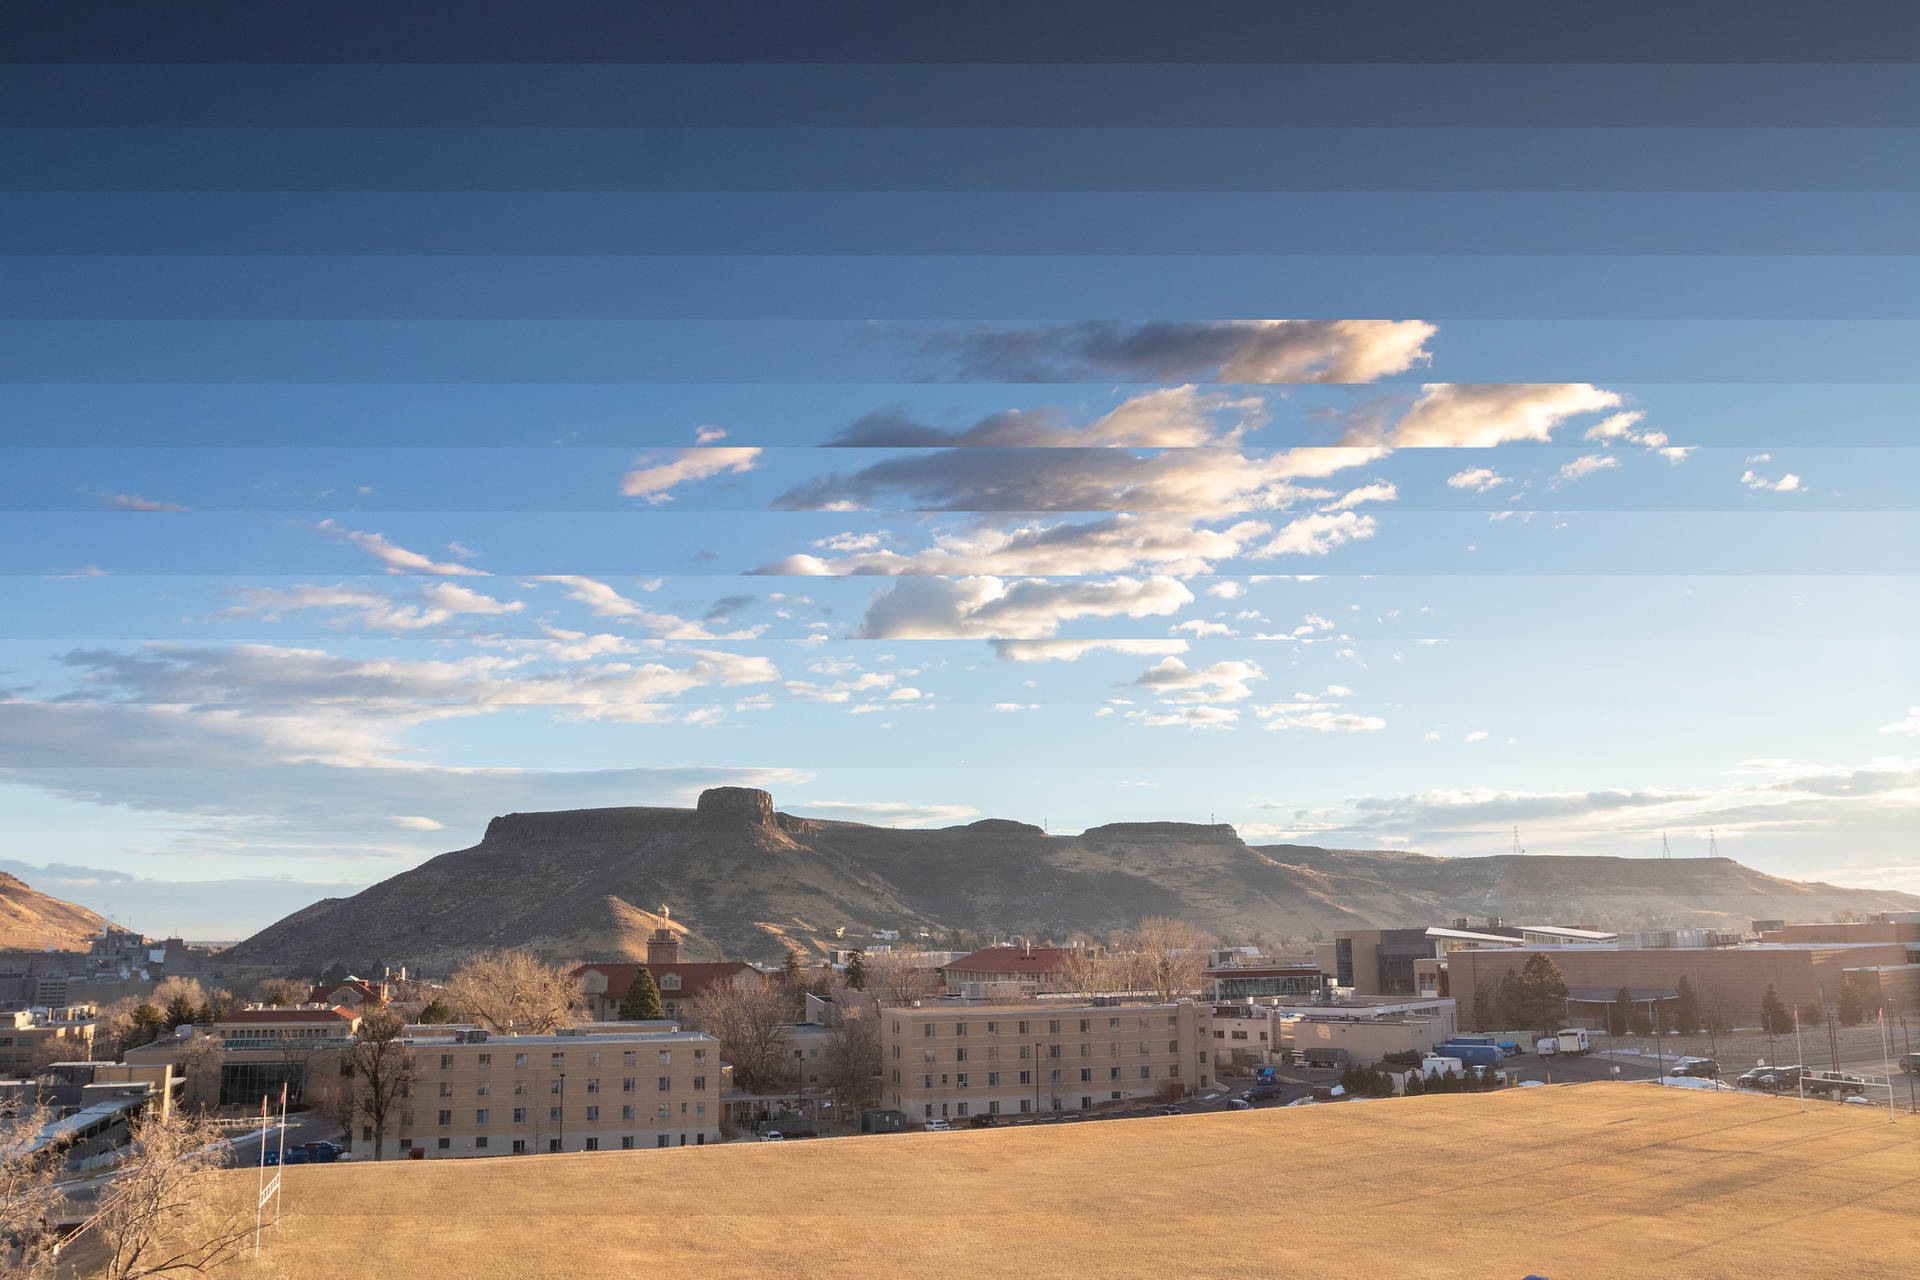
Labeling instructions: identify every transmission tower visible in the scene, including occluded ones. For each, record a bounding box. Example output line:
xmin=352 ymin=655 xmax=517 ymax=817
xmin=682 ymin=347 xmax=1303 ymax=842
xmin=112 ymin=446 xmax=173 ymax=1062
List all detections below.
xmin=1708 ymin=828 xmax=1718 ymax=858
xmin=1511 ymin=826 xmax=1524 ymax=856
xmin=1661 ymin=832 xmax=1672 ymax=860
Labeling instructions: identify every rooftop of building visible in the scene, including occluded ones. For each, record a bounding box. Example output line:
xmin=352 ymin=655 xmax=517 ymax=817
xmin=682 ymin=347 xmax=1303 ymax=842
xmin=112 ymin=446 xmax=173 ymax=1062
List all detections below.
xmin=216 ymin=1005 xmax=357 ymax=1025
xmin=880 ymin=998 xmax=1193 ymax=1016
xmin=214 ymin=1083 xmax=1917 ymax=1280
xmin=941 ymin=946 xmax=1081 ymax=973
xmin=403 ymin=1029 xmax=717 ymax=1048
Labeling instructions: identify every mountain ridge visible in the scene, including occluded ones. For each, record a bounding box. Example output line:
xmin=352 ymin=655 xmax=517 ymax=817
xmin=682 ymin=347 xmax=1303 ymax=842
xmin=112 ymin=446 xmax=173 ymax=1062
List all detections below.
xmin=214 ymin=788 xmax=1920 ymax=977
xmin=0 ymin=872 xmax=114 ymax=952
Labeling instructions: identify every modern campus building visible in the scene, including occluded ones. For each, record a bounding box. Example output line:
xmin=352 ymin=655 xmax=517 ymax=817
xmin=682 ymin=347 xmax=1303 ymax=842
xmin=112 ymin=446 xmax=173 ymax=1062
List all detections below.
xmin=393 ymin=1026 xmax=728 ymax=1157
xmin=878 ymin=998 xmax=1214 ymax=1122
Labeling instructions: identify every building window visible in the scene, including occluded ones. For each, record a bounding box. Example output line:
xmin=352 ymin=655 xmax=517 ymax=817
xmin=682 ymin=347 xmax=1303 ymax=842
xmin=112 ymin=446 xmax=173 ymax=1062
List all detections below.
xmin=1048 ymin=1020 xmax=1060 ymax=1034
xmin=512 ymin=1140 xmax=526 ymax=1154
xmin=1018 ymin=1045 xmax=1031 ymax=1060
xmin=399 ymin=1139 xmax=413 ymax=1152
xmin=1080 ymin=1068 xmax=1091 ymax=1082
xmin=513 ymin=1080 xmax=527 ymax=1096
xmin=622 ymin=1135 xmax=634 ymax=1150
xmin=694 ymin=1048 xmax=707 ymax=1063
xmin=513 ymin=1108 xmax=525 ymax=1124
xmin=623 ymin=1051 xmax=636 ymax=1067
xmin=586 ymin=1078 xmax=600 ymax=1094
xmin=440 ymin=1054 xmax=453 ymax=1070
xmin=477 ymin=1053 xmax=491 ymax=1069
xmin=1109 ymin=1017 xmax=1122 ymax=1032
xmin=551 ymin=1080 xmax=563 ymax=1095
xmin=622 ymin=1105 xmax=634 ymax=1121
xmin=514 ymin=1053 xmax=528 ymax=1069
xmin=1141 ymin=1066 xmax=1151 ymax=1079
xmin=551 ymin=1053 xmax=565 ymax=1068
xmin=955 ymin=1102 xmax=968 ymax=1117
xmin=549 ymin=1139 xmax=561 ymax=1153
xmin=658 ymin=1076 xmax=671 ymax=1091
xmin=437 ymin=1110 xmax=451 ymax=1126
xmin=956 ymin=1074 xmax=968 ymax=1088
xmin=476 ymin=1081 xmax=490 ymax=1096
xmin=623 ymin=1077 xmax=635 ymax=1092
xmin=1048 ymin=1044 xmax=1060 ymax=1059
xmin=955 ymin=1048 xmax=967 ymax=1062
xmin=1019 ymin=1070 xmax=1030 ymax=1085
xmin=693 ymin=1076 xmax=706 ymax=1091
xmin=657 ymin=1135 xmax=669 ymax=1148
xmin=549 ymin=1107 xmax=561 ymax=1123
xmin=1169 ymin=1065 xmax=1180 ymax=1079
xmin=475 ymin=1136 xmax=489 ymax=1150
xmin=588 ymin=1052 xmax=601 ymax=1067
xmin=585 ymin=1106 xmax=599 ymax=1121
xmin=439 ymin=1082 xmax=453 ymax=1098
xmin=476 ymin=1109 xmax=489 ymax=1124
xmin=1199 ymin=1052 xmax=1207 ymax=1064
xmin=924 ymin=1049 xmax=936 ymax=1063
xmin=657 ymin=1104 xmax=670 ymax=1121
xmin=659 ymin=1050 xmax=672 ymax=1065
xmin=1079 ymin=1044 xmax=1091 ymax=1057
xmin=696 ymin=1103 xmax=705 ymax=1119
xmin=924 ymin=1024 xmax=934 ymax=1037
xmin=1078 ymin=1019 xmax=1091 ymax=1033
xmin=987 ymin=1072 xmax=1000 ymax=1086
xmin=1168 ymin=1041 xmax=1178 ymax=1053
xmin=438 ymin=1138 xmax=451 ymax=1150
xmin=986 ymin=1021 xmax=998 ymax=1034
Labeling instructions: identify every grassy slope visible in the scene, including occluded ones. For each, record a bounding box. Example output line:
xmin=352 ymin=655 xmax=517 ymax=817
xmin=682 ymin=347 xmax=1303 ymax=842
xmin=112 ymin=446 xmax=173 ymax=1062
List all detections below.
xmin=244 ymin=1084 xmax=1919 ymax=1280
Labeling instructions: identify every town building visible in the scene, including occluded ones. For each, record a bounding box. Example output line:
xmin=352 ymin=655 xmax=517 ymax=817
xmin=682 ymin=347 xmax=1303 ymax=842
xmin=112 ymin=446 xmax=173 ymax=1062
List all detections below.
xmin=1211 ymin=995 xmax=1458 ymax=1069
xmin=938 ymin=945 xmax=1085 ymax=992
xmin=573 ymin=925 xmax=769 ymax=1022
xmin=393 ymin=1026 xmax=728 ymax=1157
xmin=878 ymin=998 xmax=1214 ymax=1122
xmin=1204 ymin=961 xmax=1327 ymax=1002
xmin=0 ymin=1005 xmax=102 ymax=1074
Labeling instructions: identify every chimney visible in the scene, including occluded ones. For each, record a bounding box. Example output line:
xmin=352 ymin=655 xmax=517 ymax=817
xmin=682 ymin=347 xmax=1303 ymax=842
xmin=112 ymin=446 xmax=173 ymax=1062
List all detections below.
xmin=647 ymin=926 xmax=681 ymax=967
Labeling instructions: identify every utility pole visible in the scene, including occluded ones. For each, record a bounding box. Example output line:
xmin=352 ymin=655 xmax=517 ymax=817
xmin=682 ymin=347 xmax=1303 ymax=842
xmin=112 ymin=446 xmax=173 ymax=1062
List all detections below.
xmin=558 ymin=1072 xmax=566 ymax=1152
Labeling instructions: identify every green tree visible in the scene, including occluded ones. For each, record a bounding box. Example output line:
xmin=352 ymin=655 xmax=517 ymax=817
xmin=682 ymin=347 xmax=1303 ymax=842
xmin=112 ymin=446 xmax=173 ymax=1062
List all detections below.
xmin=1836 ymin=976 xmax=1865 ymax=1027
xmin=618 ymin=968 xmax=667 ymax=1021
xmin=1759 ymin=983 xmax=1792 ymax=1035
xmin=1798 ymin=1001 xmax=1824 ymax=1027
xmin=1627 ymin=999 xmax=1652 ymax=1037
xmin=1514 ymin=953 xmax=1570 ymax=1035
xmin=1608 ymin=987 xmax=1634 ymax=1037
xmin=1672 ymin=975 xmax=1701 ymax=1035
xmin=782 ymin=949 xmax=803 ymax=982
xmin=416 ymin=997 xmax=453 ymax=1025
xmin=844 ymin=948 xmax=867 ymax=990
xmin=161 ymin=992 xmax=200 ymax=1031
xmin=1403 ymin=1068 xmax=1425 ymax=1096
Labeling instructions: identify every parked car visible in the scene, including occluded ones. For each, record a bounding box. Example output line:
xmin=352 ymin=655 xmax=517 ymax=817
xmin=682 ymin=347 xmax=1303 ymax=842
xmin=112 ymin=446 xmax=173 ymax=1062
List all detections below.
xmin=1240 ymin=1086 xmax=1281 ymax=1102
xmin=1671 ymin=1058 xmax=1721 ymax=1079
xmin=280 ymin=1148 xmax=310 ymax=1165
xmin=761 ymin=1130 xmax=785 ymax=1141
xmin=967 ymin=1113 xmax=996 ymax=1128
xmin=1801 ymin=1070 xmax=1868 ymax=1099
xmin=922 ymin=1118 xmax=952 ymax=1132
xmin=1228 ymin=1098 xmax=1255 ymax=1110
xmin=1900 ymin=1052 xmax=1920 ymax=1076
xmin=302 ymin=1141 xmax=342 ymax=1164
xmin=1155 ymin=1106 xmax=1185 ymax=1116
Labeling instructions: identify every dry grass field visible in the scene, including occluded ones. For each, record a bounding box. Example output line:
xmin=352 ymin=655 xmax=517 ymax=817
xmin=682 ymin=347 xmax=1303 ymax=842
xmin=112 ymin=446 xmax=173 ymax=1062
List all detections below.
xmin=238 ymin=1083 xmax=1919 ymax=1280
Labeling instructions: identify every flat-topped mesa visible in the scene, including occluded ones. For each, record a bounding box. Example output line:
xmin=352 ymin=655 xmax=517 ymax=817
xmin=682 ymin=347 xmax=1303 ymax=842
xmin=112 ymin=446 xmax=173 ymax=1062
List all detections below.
xmin=696 ymin=786 xmax=776 ymax=823
xmin=1079 ymin=821 xmax=1242 ymax=843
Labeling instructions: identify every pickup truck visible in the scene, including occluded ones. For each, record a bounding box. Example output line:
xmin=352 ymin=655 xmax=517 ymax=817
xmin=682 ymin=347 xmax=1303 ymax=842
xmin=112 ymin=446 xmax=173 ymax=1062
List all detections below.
xmin=1800 ymin=1070 xmax=1868 ymax=1099
xmin=1900 ymin=1052 xmax=1920 ymax=1077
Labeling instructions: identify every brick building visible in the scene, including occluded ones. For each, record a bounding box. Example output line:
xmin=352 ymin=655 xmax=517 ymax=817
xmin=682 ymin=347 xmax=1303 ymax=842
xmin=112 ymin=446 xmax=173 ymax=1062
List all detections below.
xmin=573 ymin=925 xmax=768 ymax=1023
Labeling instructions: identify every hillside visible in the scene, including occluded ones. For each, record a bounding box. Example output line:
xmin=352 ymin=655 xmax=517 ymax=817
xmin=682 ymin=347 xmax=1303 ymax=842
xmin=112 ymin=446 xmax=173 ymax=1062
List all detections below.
xmin=211 ymin=1086 xmax=1917 ymax=1280
xmin=216 ymin=788 xmax=1920 ymax=977
xmin=0 ymin=872 xmax=112 ymax=952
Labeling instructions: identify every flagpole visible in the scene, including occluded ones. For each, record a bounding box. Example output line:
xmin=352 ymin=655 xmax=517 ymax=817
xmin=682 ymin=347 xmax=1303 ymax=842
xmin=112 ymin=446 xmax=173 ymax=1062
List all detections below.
xmin=254 ymin=1092 xmax=268 ymax=1256
xmin=275 ymin=1082 xmax=289 ymax=1229
xmin=1794 ymin=1006 xmax=1804 ymax=1113
xmin=1882 ymin=1008 xmax=1896 ymax=1125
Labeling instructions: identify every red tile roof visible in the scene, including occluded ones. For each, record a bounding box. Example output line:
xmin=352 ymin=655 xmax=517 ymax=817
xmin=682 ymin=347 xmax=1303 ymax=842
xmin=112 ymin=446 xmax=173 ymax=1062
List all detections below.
xmin=572 ymin=962 xmax=767 ymax=1004
xmin=943 ymin=946 xmax=1078 ymax=975
xmin=220 ymin=1006 xmax=357 ymax=1025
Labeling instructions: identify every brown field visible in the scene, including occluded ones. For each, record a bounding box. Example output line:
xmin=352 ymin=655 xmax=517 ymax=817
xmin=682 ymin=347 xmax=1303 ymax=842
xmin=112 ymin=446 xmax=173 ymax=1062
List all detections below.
xmin=239 ymin=1083 xmax=1918 ymax=1280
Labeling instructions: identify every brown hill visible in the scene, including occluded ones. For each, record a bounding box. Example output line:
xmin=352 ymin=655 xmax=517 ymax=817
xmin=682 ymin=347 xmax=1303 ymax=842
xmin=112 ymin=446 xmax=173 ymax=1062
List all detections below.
xmin=218 ymin=788 xmax=1920 ymax=976
xmin=0 ymin=872 xmax=112 ymax=952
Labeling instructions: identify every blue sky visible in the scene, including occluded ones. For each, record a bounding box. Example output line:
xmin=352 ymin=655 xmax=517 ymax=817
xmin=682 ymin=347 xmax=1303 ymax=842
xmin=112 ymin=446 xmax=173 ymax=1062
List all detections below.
xmin=2 ymin=55 xmax=1917 ymax=937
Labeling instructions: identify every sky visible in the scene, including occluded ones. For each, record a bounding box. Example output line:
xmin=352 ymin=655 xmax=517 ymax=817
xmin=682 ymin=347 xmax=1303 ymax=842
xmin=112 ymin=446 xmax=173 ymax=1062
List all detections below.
xmin=2 ymin=35 xmax=1917 ymax=938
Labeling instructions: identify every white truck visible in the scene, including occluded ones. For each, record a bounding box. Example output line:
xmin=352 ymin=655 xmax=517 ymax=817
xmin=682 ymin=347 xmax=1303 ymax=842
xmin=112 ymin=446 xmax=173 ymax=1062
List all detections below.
xmin=1420 ymin=1055 xmax=1465 ymax=1077
xmin=1535 ymin=1028 xmax=1592 ymax=1057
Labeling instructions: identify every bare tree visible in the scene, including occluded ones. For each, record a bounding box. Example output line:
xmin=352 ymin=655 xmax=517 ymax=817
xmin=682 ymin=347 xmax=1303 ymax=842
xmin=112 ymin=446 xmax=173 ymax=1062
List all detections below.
xmin=1 ymin=1098 xmax=68 ymax=1278
xmin=1118 ymin=918 xmax=1212 ymax=1003
xmin=171 ymin=1036 xmax=226 ymax=1115
xmin=340 ymin=1005 xmax=416 ymax=1162
xmin=251 ymin=978 xmax=308 ymax=1007
xmin=821 ymin=1009 xmax=880 ymax=1114
xmin=689 ymin=973 xmax=790 ymax=1094
xmin=863 ymin=951 xmax=942 ymax=1009
xmin=444 ymin=949 xmax=581 ymax=1034
xmin=94 ymin=1109 xmax=255 ymax=1280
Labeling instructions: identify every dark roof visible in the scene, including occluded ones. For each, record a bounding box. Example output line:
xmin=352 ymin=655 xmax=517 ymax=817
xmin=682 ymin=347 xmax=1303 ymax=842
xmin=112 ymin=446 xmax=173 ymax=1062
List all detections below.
xmin=943 ymin=947 xmax=1077 ymax=975
xmin=1565 ymin=987 xmax=1679 ymax=1003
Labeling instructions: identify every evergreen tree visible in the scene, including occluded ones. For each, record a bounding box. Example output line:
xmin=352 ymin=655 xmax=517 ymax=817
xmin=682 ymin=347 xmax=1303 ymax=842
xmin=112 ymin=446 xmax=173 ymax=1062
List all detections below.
xmin=1836 ymin=976 xmax=1865 ymax=1027
xmin=1496 ymin=970 xmax=1524 ymax=1031
xmin=1672 ymin=976 xmax=1701 ymax=1035
xmin=1438 ymin=1068 xmax=1460 ymax=1093
xmin=1759 ymin=983 xmax=1792 ymax=1035
xmin=844 ymin=948 xmax=867 ymax=990
xmin=1515 ymin=953 xmax=1570 ymax=1035
xmin=1608 ymin=987 xmax=1634 ymax=1037
xmin=416 ymin=998 xmax=453 ymax=1025
xmin=782 ymin=948 xmax=803 ymax=983
xmin=618 ymin=968 xmax=667 ymax=1021
xmin=1798 ymin=1001 xmax=1824 ymax=1027
xmin=1403 ymin=1069 xmax=1425 ymax=1096
xmin=162 ymin=992 xmax=200 ymax=1030
xmin=1627 ymin=1000 xmax=1652 ymax=1037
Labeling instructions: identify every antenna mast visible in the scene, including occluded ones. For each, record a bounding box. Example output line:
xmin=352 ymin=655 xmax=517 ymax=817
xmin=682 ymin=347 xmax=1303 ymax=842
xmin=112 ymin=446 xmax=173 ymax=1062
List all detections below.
xmin=1661 ymin=832 xmax=1672 ymax=860
xmin=1708 ymin=828 xmax=1717 ymax=858
xmin=1511 ymin=826 xmax=1523 ymax=856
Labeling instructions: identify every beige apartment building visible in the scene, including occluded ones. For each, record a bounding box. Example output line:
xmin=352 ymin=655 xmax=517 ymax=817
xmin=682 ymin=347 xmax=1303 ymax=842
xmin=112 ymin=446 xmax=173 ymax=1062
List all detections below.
xmin=393 ymin=1027 xmax=728 ymax=1157
xmin=880 ymin=999 xmax=1214 ymax=1122
xmin=0 ymin=1005 xmax=102 ymax=1074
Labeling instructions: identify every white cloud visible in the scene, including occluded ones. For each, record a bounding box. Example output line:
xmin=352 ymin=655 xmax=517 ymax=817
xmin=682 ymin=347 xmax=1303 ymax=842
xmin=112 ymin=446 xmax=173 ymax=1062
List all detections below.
xmin=223 ymin=581 xmax=526 ymax=633
xmin=993 ymin=702 xmax=1040 ymax=712
xmin=318 ymin=521 xmax=486 ymax=576
xmin=1133 ymin=657 xmax=1264 ymax=704
xmin=1253 ymin=684 xmax=1384 ymax=733
xmin=694 ymin=425 xmax=728 ymax=444
xmin=535 ymin=575 xmax=765 ymax=640
xmin=1258 ymin=511 xmax=1378 ymax=558
xmin=923 ymin=319 xmax=1436 ymax=384
xmin=1465 ymin=731 xmax=1490 ymax=742
xmin=791 ymin=801 xmax=980 ymax=827
xmin=988 ymin=638 xmax=1189 ymax=664
xmin=1350 ymin=383 xmax=1622 ymax=449
xmin=1320 ymin=481 xmax=1398 ymax=511
xmin=1126 ymin=706 xmax=1240 ymax=728
xmin=619 ymin=447 xmax=761 ymax=503
xmin=854 ymin=575 xmax=1194 ymax=640
xmin=1446 ymin=467 xmax=1509 ymax=493
xmin=1551 ymin=453 xmax=1621 ymax=487
xmin=1206 ymin=582 xmax=1247 ymax=599
xmin=1879 ymin=707 xmax=1920 ymax=736
xmin=102 ymin=492 xmax=189 ymax=512
xmin=1741 ymin=468 xmax=1803 ymax=493
xmin=390 ymin=815 xmax=444 ymax=831
xmin=1172 ymin=620 xmax=1236 ymax=638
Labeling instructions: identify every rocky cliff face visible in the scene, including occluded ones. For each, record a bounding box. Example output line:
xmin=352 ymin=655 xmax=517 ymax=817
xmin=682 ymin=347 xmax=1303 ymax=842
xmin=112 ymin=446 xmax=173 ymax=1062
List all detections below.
xmin=217 ymin=791 xmax=1920 ymax=978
